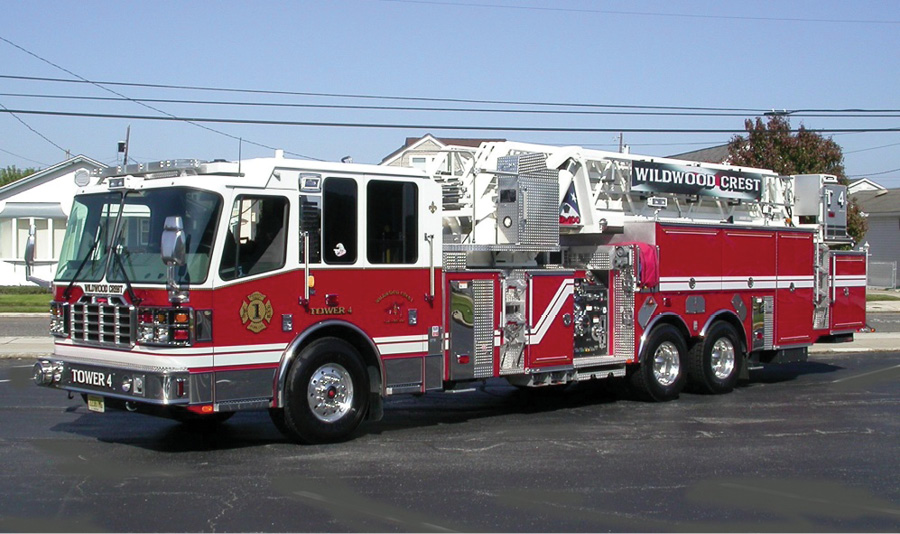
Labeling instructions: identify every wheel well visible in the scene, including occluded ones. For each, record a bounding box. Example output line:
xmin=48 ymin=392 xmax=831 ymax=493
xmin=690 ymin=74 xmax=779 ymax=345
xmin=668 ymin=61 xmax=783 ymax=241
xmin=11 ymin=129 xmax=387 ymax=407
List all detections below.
xmin=639 ymin=313 xmax=690 ymax=361
xmin=275 ymin=322 xmax=383 ymax=408
xmin=698 ymin=312 xmax=747 ymax=354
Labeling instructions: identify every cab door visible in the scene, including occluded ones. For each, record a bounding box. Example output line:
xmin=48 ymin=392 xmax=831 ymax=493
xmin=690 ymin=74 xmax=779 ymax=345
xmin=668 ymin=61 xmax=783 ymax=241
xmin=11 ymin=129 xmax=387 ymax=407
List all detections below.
xmin=211 ymin=192 xmax=295 ymax=406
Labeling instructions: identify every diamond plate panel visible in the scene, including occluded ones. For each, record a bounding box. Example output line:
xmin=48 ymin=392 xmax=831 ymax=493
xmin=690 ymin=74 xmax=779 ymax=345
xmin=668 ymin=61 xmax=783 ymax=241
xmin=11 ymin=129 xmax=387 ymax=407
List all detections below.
xmin=614 ymin=268 xmax=635 ymax=360
xmin=473 ymin=279 xmax=495 ymax=378
xmin=496 ymin=153 xmax=559 ymax=247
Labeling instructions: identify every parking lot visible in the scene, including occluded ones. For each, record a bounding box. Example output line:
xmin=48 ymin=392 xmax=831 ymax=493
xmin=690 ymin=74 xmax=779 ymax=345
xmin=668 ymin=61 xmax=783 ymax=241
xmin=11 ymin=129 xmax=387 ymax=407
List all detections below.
xmin=1 ymin=350 xmax=898 ymax=532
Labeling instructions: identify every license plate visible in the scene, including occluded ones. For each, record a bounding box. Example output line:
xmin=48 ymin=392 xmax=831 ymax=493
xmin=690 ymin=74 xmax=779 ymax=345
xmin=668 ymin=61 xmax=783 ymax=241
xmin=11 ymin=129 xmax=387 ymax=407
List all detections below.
xmin=86 ymin=394 xmax=105 ymax=413
xmin=69 ymin=366 xmax=115 ymax=391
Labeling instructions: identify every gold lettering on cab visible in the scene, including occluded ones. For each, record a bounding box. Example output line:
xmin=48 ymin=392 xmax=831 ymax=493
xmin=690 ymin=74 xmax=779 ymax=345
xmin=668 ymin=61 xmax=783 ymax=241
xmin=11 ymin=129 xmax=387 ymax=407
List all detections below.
xmin=239 ymin=291 xmax=274 ymax=333
xmin=308 ymin=307 xmax=351 ymax=315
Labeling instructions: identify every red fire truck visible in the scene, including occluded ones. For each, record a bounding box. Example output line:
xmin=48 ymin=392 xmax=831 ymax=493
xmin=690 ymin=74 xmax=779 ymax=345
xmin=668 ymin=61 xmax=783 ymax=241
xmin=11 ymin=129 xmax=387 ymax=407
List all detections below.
xmin=29 ymin=141 xmax=867 ymax=443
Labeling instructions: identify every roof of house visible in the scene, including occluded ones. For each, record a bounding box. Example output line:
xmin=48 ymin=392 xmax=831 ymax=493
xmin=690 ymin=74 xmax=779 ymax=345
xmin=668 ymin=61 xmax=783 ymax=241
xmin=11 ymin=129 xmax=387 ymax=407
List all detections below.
xmin=667 ymin=144 xmax=730 ymax=164
xmin=0 ymin=154 xmax=104 ymax=200
xmin=848 ymin=177 xmax=886 ymax=191
xmin=380 ymin=134 xmax=506 ymax=165
xmin=852 ymin=188 xmax=900 ymax=215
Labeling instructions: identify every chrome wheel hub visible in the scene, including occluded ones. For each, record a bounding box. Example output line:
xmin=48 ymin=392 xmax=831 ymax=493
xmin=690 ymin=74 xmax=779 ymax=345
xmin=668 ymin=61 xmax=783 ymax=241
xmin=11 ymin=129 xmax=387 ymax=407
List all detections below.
xmin=653 ymin=341 xmax=680 ymax=386
xmin=710 ymin=338 xmax=736 ymax=380
xmin=307 ymin=363 xmax=354 ymax=423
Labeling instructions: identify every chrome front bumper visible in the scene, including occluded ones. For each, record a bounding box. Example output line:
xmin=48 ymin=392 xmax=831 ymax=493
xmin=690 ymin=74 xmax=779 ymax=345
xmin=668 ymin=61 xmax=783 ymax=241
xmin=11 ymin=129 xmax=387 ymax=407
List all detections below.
xmin=33 ymin=358 xmax=198 ymax=406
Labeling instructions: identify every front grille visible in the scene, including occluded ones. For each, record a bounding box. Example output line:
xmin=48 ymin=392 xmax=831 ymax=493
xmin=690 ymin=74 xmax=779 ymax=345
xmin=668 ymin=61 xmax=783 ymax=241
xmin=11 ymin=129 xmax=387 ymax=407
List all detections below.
xmin=71 ymin=296 xmax=135 ymax=347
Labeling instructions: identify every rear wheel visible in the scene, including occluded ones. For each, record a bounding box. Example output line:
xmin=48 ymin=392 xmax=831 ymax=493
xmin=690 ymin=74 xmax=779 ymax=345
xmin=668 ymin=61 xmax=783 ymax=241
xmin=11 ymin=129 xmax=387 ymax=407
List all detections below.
xmin=629 ymin=324 xmax=686 ymax=402
xmin=281 ymin=337 xmax=369 ymax=444
xmin=686 ymin=321 xmax=742 ymax=394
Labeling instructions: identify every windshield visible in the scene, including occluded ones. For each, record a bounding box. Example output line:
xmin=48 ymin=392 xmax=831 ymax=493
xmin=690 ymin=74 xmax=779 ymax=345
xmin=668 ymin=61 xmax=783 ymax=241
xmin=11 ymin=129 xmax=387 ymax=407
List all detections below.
xmin=55 ymin=188 xmax=222 ymax=285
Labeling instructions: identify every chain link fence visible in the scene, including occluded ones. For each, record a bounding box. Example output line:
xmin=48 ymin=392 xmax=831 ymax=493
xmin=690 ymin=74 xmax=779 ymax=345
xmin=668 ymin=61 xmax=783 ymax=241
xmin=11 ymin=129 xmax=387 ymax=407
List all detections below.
xmin=868 ymin=261 xmax=898 ymax=289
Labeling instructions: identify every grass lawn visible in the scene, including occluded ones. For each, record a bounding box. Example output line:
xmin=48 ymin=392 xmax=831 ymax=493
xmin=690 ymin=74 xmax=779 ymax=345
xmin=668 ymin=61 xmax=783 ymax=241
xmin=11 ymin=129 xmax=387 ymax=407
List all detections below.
xmin=867 ymin=293 xmax=900 ymax=301
xmin=0 ymin=293 xmax=52 ymax=313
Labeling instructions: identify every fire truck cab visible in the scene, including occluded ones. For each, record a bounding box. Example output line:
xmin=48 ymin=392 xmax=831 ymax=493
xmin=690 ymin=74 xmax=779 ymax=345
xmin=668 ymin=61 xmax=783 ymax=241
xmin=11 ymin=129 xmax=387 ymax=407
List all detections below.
xmin=31 ymin=142 xmax=866 ymax=443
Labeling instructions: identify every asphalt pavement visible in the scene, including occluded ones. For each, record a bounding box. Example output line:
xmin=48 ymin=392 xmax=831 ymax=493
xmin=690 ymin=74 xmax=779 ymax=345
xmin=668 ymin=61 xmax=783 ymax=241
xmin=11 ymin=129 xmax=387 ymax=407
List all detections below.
xmin=2 ymin=295 xmax=898 ymax=531
xmin=1 ymin=350 xmax=898 ymax=532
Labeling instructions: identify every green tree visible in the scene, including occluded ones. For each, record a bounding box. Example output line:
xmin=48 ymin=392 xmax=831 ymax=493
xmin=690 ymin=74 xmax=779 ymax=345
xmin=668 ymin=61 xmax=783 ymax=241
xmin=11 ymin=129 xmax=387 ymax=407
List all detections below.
xmin=727 ymin=115 xmax=867 ymax=245
xmin=0 ymin=165 xmax=38 ymax=187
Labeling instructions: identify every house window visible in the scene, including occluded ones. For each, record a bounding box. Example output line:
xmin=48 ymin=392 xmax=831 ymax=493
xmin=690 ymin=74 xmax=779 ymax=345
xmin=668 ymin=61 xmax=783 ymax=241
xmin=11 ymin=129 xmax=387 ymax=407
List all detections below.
xmin=409 ymin=156 xmax=431 ymax=170
xmin=0 ymin=219 xmax=12 ymax=258
xmin=3 ymin=217 xmax=56 ymax=260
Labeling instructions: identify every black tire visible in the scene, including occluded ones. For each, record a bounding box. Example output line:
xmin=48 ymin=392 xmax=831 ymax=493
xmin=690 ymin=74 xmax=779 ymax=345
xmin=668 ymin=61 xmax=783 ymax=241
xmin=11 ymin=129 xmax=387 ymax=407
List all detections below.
xmin=686 ymin=321 xmax=743 ymax=394
xmin=268 ymin=408 xmax=290 ymax=438
xmin=282 ymin=337 xmax=369 ymax=444
xmin=629 ymin=324 xmax=687 ymax=402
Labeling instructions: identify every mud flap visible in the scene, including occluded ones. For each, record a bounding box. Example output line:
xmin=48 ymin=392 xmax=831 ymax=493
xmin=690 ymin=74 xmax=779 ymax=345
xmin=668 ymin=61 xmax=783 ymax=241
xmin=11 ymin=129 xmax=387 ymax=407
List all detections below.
xmin=367 ymin=365 xmax=384 ymax=421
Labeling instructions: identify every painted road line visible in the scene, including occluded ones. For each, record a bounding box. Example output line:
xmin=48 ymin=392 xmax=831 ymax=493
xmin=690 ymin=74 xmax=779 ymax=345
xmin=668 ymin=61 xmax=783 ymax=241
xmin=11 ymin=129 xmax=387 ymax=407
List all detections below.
xmin=831 ymin=363 xmax=900 ymax=384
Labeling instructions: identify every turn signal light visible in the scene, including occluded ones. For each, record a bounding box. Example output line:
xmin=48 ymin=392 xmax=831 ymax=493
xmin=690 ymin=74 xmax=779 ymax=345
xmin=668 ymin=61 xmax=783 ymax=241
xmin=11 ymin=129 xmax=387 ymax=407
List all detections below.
xmin=49 ymin=302 xmax=70 ymax=338
xmin=136 ymin=307 xmax=193 ymax=346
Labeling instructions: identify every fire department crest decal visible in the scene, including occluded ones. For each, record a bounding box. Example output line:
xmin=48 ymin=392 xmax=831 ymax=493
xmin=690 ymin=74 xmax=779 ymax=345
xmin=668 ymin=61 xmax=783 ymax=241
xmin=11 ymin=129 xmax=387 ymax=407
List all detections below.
xmin=240 ymin=291 xmax=274 ymax=333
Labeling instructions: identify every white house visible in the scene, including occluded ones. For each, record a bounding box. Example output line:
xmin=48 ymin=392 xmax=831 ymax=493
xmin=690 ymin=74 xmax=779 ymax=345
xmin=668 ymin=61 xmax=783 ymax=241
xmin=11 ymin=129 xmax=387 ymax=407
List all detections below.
xmin=380 ymin=134 xmax=505 ymax=174
xmin=852 ymin=187 xmax=900 ymax=288
xmin=848 ymin=177 xmax=886 ymax=195
xmin=0 ymin=155 xmax=104 ymax=286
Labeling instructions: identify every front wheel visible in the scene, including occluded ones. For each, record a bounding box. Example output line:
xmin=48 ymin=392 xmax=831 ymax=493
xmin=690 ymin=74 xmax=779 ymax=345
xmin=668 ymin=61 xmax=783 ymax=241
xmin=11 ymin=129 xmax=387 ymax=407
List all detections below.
xmin=686 ymin=321 xmax=743 ymax=394
xmin=282 ymin=337 xmax=369 ymax=444
xmin=629 ymin=324 xmax=687 ymax=402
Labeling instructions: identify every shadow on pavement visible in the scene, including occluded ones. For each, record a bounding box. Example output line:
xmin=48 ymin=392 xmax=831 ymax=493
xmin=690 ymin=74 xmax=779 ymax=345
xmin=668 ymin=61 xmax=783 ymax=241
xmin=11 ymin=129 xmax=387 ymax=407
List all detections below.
xmin=748 ymin=361 xmax=843 ymax=385
xmin=47 ymin=360 xmax=845 ymax=451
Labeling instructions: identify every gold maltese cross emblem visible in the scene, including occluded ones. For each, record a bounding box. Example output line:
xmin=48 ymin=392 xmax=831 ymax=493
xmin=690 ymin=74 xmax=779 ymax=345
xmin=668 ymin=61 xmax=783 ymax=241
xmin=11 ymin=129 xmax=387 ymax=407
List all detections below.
xmin=239 ymin=291 xmax=274 ymax=333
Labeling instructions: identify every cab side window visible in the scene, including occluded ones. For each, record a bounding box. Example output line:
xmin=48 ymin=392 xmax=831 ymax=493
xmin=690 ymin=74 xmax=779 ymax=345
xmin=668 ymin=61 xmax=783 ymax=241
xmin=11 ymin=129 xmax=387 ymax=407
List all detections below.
xmin=219 ymin=195 xmax=288 ymax=280
xmin=367 ymin=180 xmax=418 ymax=264
xmin=322 ymin=178 xmax=357 ymax=264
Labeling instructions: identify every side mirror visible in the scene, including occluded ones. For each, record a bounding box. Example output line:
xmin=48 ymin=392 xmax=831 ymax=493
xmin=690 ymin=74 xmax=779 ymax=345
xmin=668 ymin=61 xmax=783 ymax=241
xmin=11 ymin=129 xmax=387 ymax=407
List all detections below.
xmin=24 ymin=225 xmax=51 ymax=289
xmin=161 ymin=216 xmax=189 ymax=304
xmin=161 ymin=216 xmax=186 ymax=266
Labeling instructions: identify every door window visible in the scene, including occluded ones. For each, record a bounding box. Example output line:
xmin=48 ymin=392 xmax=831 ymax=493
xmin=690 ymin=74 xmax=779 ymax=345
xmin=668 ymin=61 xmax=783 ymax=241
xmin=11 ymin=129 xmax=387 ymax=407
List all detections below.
xmin=220 ymin=195 xmax=288 ymax=280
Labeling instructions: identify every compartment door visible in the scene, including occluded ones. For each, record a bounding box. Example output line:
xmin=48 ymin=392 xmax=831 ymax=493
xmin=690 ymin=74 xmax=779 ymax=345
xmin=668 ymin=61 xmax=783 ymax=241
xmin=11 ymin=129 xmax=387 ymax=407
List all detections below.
xmin=447 ymin=278 xmax=496 ymax=380
xmin=831 ymin=252 xmax=867 ymax=332
xmin=526 ymin=273 xmax=575 ymax=370
xmin=775 ymin=232 xmax=815 ymax=346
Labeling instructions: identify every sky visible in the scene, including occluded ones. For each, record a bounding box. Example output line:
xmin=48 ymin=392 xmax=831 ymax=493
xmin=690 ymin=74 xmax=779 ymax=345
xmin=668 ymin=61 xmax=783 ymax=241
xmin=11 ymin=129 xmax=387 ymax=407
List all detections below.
xmin=1 ymin=0 xmax=899 ymax=187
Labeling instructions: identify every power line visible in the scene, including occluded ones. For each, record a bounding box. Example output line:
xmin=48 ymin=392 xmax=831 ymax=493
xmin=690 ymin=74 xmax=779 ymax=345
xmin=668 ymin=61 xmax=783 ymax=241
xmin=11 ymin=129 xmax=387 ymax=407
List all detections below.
xmin=0 ymin=101 xmax=68 ymax=156
xmin=0 ymin=36 xmax=320 ymax=161
xmin=2 ymin=92 xmax=899 ymax=119
xmin=0 ymin=146 xmax=49 ymax=167
xmin=3 ymin=107 xmax=900 ymax=134
xmin=848 ymin=167 xmax=900 ymax=178
xmin=377 ymin=0 xmax=900 ymax=25
xmin=845 ymin=142 xmax=900 ymax=154
xmin=5 ymin=75 xmax=899 ymax=120
xmin=0 ymin=74 xmax=769 ymax=113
